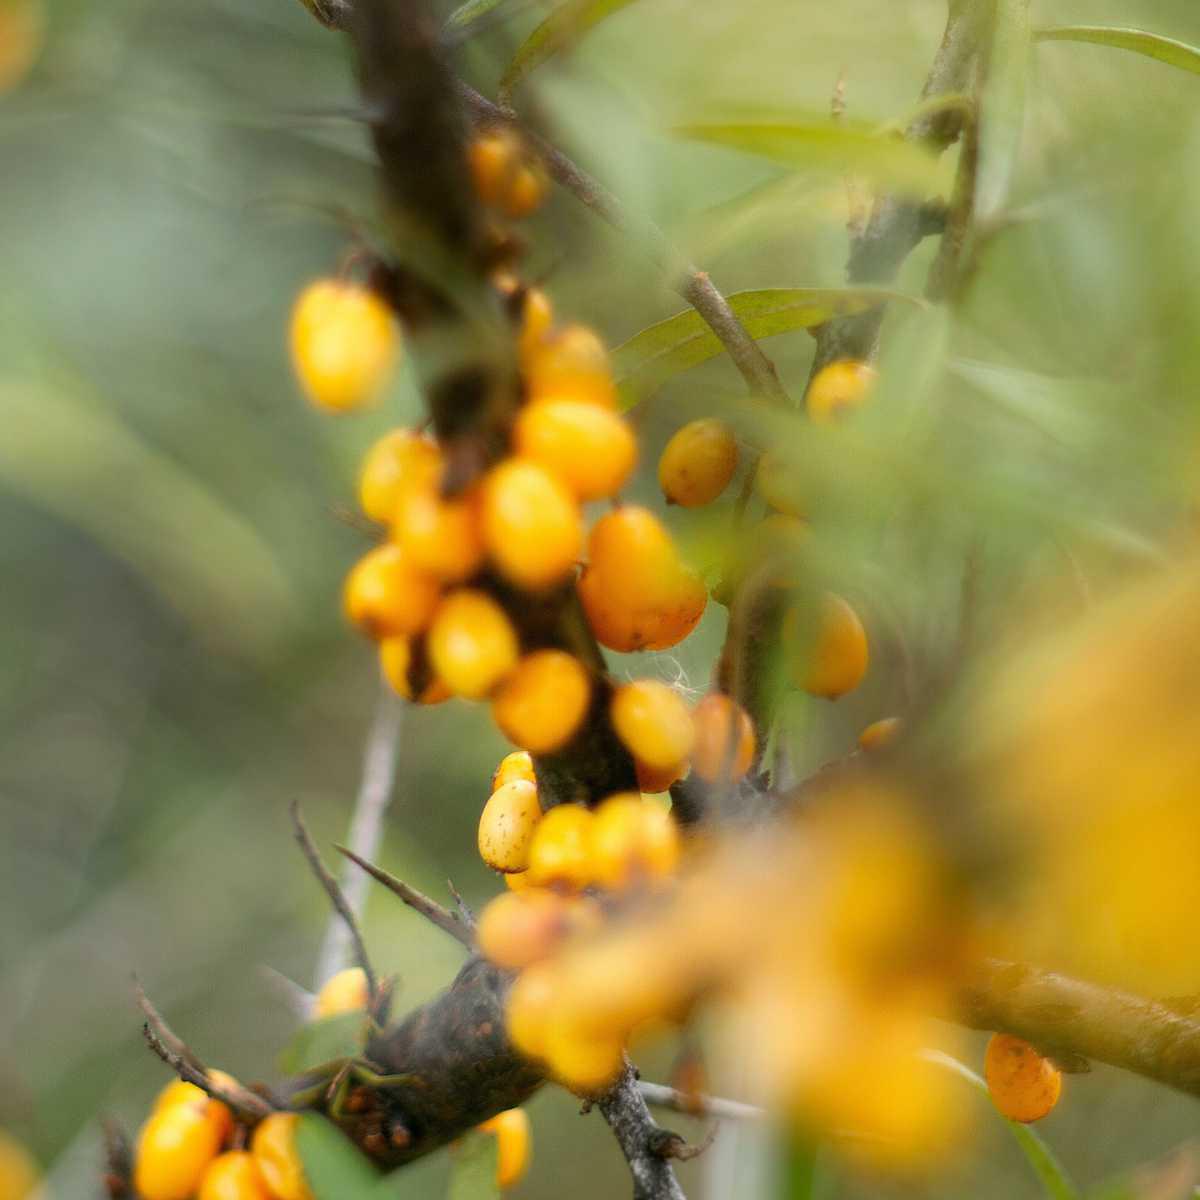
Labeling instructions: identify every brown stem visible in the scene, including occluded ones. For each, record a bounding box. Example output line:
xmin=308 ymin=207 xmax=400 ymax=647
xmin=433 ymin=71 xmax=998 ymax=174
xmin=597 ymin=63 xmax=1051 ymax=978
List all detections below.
xmin=597 ymin=1064 xmax=687 ymax=1200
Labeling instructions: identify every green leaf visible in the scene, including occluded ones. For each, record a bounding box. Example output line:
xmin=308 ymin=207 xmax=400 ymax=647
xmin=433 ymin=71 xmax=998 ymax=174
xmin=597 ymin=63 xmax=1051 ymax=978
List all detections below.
xmin=499 ymin=0 xmax=644 ymax=100
xmin=977 ymin=0 xmax=1032 ymax=222
xmin=296 ymin=1114 xmax=382 ymax=1200
xmin=1035 ymin=26 xmax=1200 ymax=77
xmin=278 ymin=1012 xmax=368 ymax=1076
xmin=612 ymin=288 xmax=921 ymax=406
xmin=447 ymin=1131 xmax=500 ymax=1200
xmin=445 ymin=0 xmax=510 ymax=32
xmin=922 ymin=1051 xmax=1079 ymax=1200
xmin=672 ymin=121 xmax=942 ymax=197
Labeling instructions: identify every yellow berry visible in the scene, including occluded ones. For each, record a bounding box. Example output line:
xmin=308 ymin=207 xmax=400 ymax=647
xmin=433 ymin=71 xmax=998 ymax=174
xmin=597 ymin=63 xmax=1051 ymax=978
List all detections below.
xmin=543 ymin=1022 xmax=625 ymax=1094
xmin=135 ymin=1103 xmax=222 ymax=1200
xmin=476 ymin=889 xmax=572 ymax=971
xmin=469 ymin=130 xmax=547 ymax=219
xmin=392 ymin=477 xmax=485 ymax=583
xmin=481 ymin=459 xmax=583 ymax=590
xmin=427 ymin=589 xmax=519 ymax=699
xmin=492 ymin=650 xmax=592 ymax=754
xmin=198 ymin=1151 xmax=272 ymax=1200
xmin=635 ymin=758 xmax=687 ymax=793
xmin=518 ymin=288 xmax=554 ymax=362
xmin=525 ymin=804 xmax=595 ymax=891
xmin=788 ymin=593 xmax=869 ymax=700
xmin=477 ymin=1109 xmax=531 ymax=1190
xmin=314 ymin=967 xmax=369 ymax=1018
xmin=152 ymin=1076 xmax=235 ymax=1148
xmin=378 ymin=637 xmax=451 ymax=705
xmin=514 ymin=401 xmax=636 ymax=502
xmin=984 ymin=1034 xmax=1062 ymax=1124
xmin=658 ymin=419 xmax=738 ymax=507
xmin=0 ymin=0 xmax=43 ymax=95
xmin=0 ymin=1130 xmax=38 ymax=1200
xmin=357 ymin=429 xmax=441 ymax=524
xmin=610 ymin=680 xmax=695 ymax=770
xmin=805 ymin=359 xmax=876 ymax=424
xmin=690 ymin=693 xmax=755 ymax=782
xmin=505 ymin=962 xmax=558 ymax=1060
xmin=505 ymin=869 xmax=534 ymax=891
xmin=754 ymin=449 xmax=807 ymax=518
xmin=343 ymin=544 xmax=441 ymax=641
xmin=591 ymin=794 xmax=680 ymax=891
xmin=478 ymin=779 xmax=543 ymax=873
xmin=289 ymin=279 xmax=399 ymax=413
xmin=858 ymin=716 xmax=901 ymax=753
xmin=492 ymin=750 xmax=536 ymax=792
xmin=250 ymin=1114 xmax=312 ymax=1200
xmin=525 ymin=324 xmax=616 ymax=408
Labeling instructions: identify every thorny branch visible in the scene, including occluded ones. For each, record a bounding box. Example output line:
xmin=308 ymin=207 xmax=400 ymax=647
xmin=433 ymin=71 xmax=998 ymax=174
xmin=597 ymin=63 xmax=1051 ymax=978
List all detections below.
xmin=597 ymin=1065 xmax=688 ymax=1200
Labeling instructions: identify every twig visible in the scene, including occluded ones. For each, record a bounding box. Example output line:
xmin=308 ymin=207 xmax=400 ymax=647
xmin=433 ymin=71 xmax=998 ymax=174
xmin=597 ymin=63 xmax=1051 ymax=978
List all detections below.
xmin=101 ymin=1117 xmax=133 ymax=1198
xmin=447 ymin=878 xmax=476 ymax=930
xmin=637 ymin=1081 xmax=766 ymax=1123
xmin=336 ymin=846 xmax=474 ymax=948
xmin=650 ymin=1127 xmax=718 ymax=1162
xmin=597 ymin=1064 xmax=687 ymax=1200
xmin=290 ymin=801 xmax=378 ymax=1000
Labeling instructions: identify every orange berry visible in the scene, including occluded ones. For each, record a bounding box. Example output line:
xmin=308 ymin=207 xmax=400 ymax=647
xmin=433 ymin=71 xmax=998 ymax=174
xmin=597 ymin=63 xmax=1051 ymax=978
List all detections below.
xmin=469 ymin=130 xmax=547 ymax=219
xmin=477 ymin=1108 xmax=532 ymax=1190
xmin=152 ymin=1076 xmax=235 ymax=1149
xmin=289 ymin=279 xmax=399 ymax=413
xmin=135 ymin=1103 xmax=223 ymax=1200
xmin=250 ymin=1114 xmax=311 ymax=1200
xmin=984 ymin=1034 xmax=1062 ymax=1123
xmin=658 ymin=419 xmax=738 ymax=508
xmin=392 ymin=477 xmax=485 ymax=583
xmin=635 ymin=758 xmax=687 ymax=793
xmin=481 ymin=459 xmax=583 ymax=590
xmin=610 ymin=680 xmax=695 ymax=770
xmin=198 ymin=1151 xmax=272 ymax=1200
xmin=492 ymin=750 xmax=536 ymax=792
xmin=505 ymin=868 xmax=534 ymax=891
xmin=543 ymin=1022 xmax=625 ymax=1094
xmin=858 ymin=716 xmax=901 ymax=753
xmin=525 ymin=804 xmax=595 ymax=891
xmin=591 ymin=794 xmax=680 ymax=891
xmin=343 ymin=544 xmax=441 ymax=640
xmin=476 ymin=889 xmax=572 ymax=971
xmin=314 ymin=967 xmax=369 ymax=1018
xmin=378 ymin=637 xmax=451 ymax=705
xmin=478 ymin=779 xmax=543 ymax=873
xmin=357 ymin=429 xmax=441 ymax=524
xmin=690 ymin=693 xmax=755 ymax=782
xmin=0 ymin=1130 xmax=39 ymax=1200
xmin=788 ymin=593 xmax=869 ymax=700
xmin=518 ymin=288 xmax=554 ymax=362
xmin=505 ymin=962 xmax=558 ymax=1060
xmin=514 ymin=401 xmax=636 ymax=502
xmin=492 ymin=650 xmax=591 ymax=754
xmin=525 ymin=324 xmax=616 ymax=408
xmin=805 ymin=359 xmax=876 ymax=424
xmin=427 ymin=589 xmax=519 ymax=699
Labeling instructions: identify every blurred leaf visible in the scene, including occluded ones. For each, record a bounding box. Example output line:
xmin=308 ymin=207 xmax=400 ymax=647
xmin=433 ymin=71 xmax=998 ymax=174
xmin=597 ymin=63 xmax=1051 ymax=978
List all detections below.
xmin=445 ymin=0 xmax=529 ymax=32
xmin=278 ymin=1012 xmax=368 ymax=1075
xmin=875 ymin=91 xmax=973 ymax=137
xmin=296 ymin=1114 xmax=383 ymax=1200
xmin=446 ymin=1131 xmax=499 ymax=1200
xmin=977 ymin=0 xmax=1032 ymax=222
xmin=612 ymin=288 xmax=920 ymax=405
xmin=1035 ymin=26 xmax=1200 ymax=77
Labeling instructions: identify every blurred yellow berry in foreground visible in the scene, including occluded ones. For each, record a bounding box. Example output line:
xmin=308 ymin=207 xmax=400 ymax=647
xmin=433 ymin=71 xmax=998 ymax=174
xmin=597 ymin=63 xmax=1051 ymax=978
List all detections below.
xmin=250 ymin=1114 xmax=312 ymax=1200
xmin=343 ymin=544 xmax=441 ymax=641
xmin=393 ymin=477 xmax=485 ymax=584
xmin=515 ymin=400 xmax=637 ymax=502
xmin=492 ymin=749 xmax=536 ymax=792
xmin=314 ymin=967 xmax=368 ymax=1019
xmin=505 ymin=962 xmax=558 ymax=1060
xmin=477 ymin=889 xmax=572 ymax=971
xmin=984 ymin=1034 xmax=1062 ymax=1123
xmin=290 ymin=279 xmax=399 ymax=413
xmin=482 ymin=459 xmax=583 ymax=590
xmin=805 ymin=359 xmax=876 ymax=424
xmin=517 ymin=287 xmax=554 ymax=362
xmin=357 ymin=429 xmax=440 ymax=524
xmin=428 ymin=589 xmax=519 ymax=699
xmin=492 ymin=649 xmax=592 ymax=754
xmin=611 ymin=680 xmax=695 ymax=770
xmin=858 ymin=716 xmax=901 ymax=753
xmin=690 ymin=693 xmax=755 ymax=782
xmin=198 ymin=1151 xmax=272 ymax=1200
xmin=789 ymin=593 xmax=869 ymax=700
xmin=754 ymin=449 xmax=807 ymax=518
xmin=591 ymin=794 xmax=680 ymax=891
xmin=478 ymin=779 xmax=543 ymax=873
xmin=135 ymin=1102 xmax=223 ymax=1200
xmin=477 ymin=1109 xmax=532 ymax=1190
xmin=543 ymin=1021 xmax=625 ymax=1094
xmin=469 ymin=129 xmax=547 ymax=219
xmin=525 ymin=324 xmax=616 ymax=408
xmin=0 ymin=0 xmax=43 ymax=95
xmin=0 ymin=1130 xmax=39 ymax=1200
xmin=525 ymin=804 xmax=595 ymax=891
xmin=658 ymin=419 xmax=738 ymax=507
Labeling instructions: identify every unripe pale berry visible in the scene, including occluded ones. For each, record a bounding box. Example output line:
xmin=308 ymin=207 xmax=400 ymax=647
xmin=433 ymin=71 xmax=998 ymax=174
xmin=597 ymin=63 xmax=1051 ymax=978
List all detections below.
xmin=658 ymin=419 xmax=738 ymax=507
xmin=481 ymin=459 xmax=583 ymax=590
xmin=514 ymin=400 xmax=636 ymax=502
xmin=984 ymin=1034 xmax=1062 ymax=1123
xmin=525 ymin=804 xmax=595 ymax=891
xmin=754 ymin=449 xmax=807 ymax=518
xmin=610 ymin=680 xmax=695 ymax=770
xmin=858 ymin=716 xmax=901 ymax=753
xmin=478 ymin=779 xmax=543 ymax=873
xmin=805 ymin=359 xmax=876 ymax=424
xmin=492 ymin=749 xmax=536 ymax=792
xmin=477 ymin=1108 xmax=532 ymax=1190
xmin=591 ymin=794 xmax=680 ymax=891
xmin=357 ymin=429 xmax=441 ymax=524
xmin=491 ymin=650 xmax=591 ymax=754
xmin=525 ymin=324 xmax=616 ymax=408
xmin=469 ymin=129 xmax=547 ymax=219
xmin=476 ymin=889 xmax=572 ymax=971
xmin=690 ymin=693 xmax=755 ymax=782
xmin=343 ymin=544 xmax=441 ymax=641
xmin=427 ymin=589 xmax=519 ymax=699
xmin=314 ymin=967 xmax=369 ymax=1018
xmin=378 ymin=637 xmax=451 ymax=705
xmin=290 ymin=280 xmax=398 ymax=413
xmin=250 ymin=1114 xmax=312 ymax=1200
xmin=198 ymin=1151 xmax=272 ymax=1200
xmin=392 ymin=477 xmax=485 ymax=583
xmin=788 ymin=593 xmax=869 ymax=700
xmin=135 ymin=1103 xmax=222 ymax=1200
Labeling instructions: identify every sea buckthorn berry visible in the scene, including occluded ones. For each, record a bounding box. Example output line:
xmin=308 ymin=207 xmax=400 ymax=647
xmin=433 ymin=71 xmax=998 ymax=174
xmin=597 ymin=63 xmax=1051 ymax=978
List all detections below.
xmin=468 ymin=129 xmax=547 ymax=219
xmin=343 ymin=544 xmax=441 ymax=641
xmin=250 ymin=1114 xmax=312 ymax=1200
xmin=805 ymin=359 xmax=877 ymax=424
xmin=858 ymin=716 xmax=901 ymax=753
xmin=289 ymin=279 xmax=399 ymax=413
xmin=514 ymin=400 xmax=637 ymax=502
xmin=518 ymin=288 xmax=554 ymax=362
xmin=635 ymin=758 xmax=687 ymax=793
xmin=392 ymin=477 xmax=485 ymax=583
xmin=492 ymin=750 xmax=535 ymax=792
xmin=543 ymin=1022 xmax=625 ymax=1094
xmin=314 ymin=967 xmax=369 ymax=1019
xmin=788 ymin=593 xmax=869 ymax=700
xmin=478 ymin=779 xmax=543 ymax=873
xmin=481 ymin=459 xmax=583 ymax=591
xmin=198 ymin=1151 xmax=272 ymax=1200
xmin=505 ymin=962 xmax=558 ymax=1060
xmin=477 ymin=1109 xmax=532 ymax=1190
xmin=153 ymin=1075 xmax=235 ymax=1147
xmin=691 ymin=694 xmax=755 ymax=782
xmin=984 ymin=1034 xmax=1062 ymax=1123
xmin=135 ymin=1102 xmax=223 ymax=1200
xmin=476 ymin=889 xmax=572 ymax=971
xmin=578 ymin=507 xmax=707 ymax=652
xmin=378 ymin=637 xmax=451 ymax=705
xmin=591 ymin=794 xmax=680 ymax=891
xmin=610 ymin=680 xmax=695 ymax=770
xmin=427 ymin=589 xmax=519 ymax=699
xmin=505 ymin=868 xmax=533 ymax=891
xmin=0 ymin=1130 xmax=39 ymax=1200
xmin=0 ymin=0 xmax=43 ymax=95
xmin=658 ymin=419 xmax=739 ymax=508
xmin=525 ymin=804 xmax=595 ymax=891
xmin=525 ymin=324 xmax=616 ymax=408
xmin=492 ymin=650 xmax=591 ymax=754
xmin=357 ymin=429 xmax=441 ymax=524
xmin=754 ymin=450 xmax=807 ymax=518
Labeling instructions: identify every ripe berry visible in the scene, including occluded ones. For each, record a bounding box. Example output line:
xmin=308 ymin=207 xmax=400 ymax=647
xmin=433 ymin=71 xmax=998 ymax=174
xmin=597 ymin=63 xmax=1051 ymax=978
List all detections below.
xmin=378 ymin=637 xmax=451 ymax=705
xmin=610 ymin=680 xmax=695 ymax=770
xmin=543 ymin=1022 xmax=625 ymax=1094
xmin=198 ymin=1151 xmax=272 ymax=1200
xmin=476 ymin=889 xmax=572 ymax=970
xmin=343 ymin=544 xmax=441 ymax=641
xmin=514 ymin=400 xmax=637 ymax=502
xmin=505 ymin=869 xmax=533 ymax=891
xmin=525 ymin=804 xmax=595 ymax=891
xmin=152 ymin=1076 xmax=235 ymax=1149
xmin=477 ymin=1108 xmax=532 ymax=1190
xmin=505 ymin=962 xmax=558 ymax=1060
xmin=478 ymin=779 xmax=543 ymax=873
xmin=984 ymin=1033 xmax=1062 ymax=1123
xmin=690 ymin=693 xmax=755 ymax=782
xmin=858 ymin=716 xmax=901 ymax=752
xmin=392 ymin=476 xmax=485 ymax=583
xmin=524 ymin=324 xmax=616 ymax=408
xmin=250 ymin=1114 xmax=312 ymax=1200
xmin=468 ymin=129 xmax=547 ymax=219
xmin=0 ymin=1130 xmax=39 ymax=1200
xmin=805 ymin=359 xmax=876 ymax=424
xmin=518 ymin=288 xmax=554 ymax=362
xmin=427 ymin=589 xmax=519 ymax=699
xmin=135 ymin=1102 xmax=223 ymax=1200
xmin=591 ymin=794 xmax=680 ymax=891
xmin=314 ymin=967 xmax=369 ymax=1019
xmin=788 ymin=593 xmax=869 ymax=699
xmin=658 ymin=419 xmax=738 ymax=507
xmin=492 ymin=749 xmax=536 ymax=791
xmin=289 ymin=279 xmax=399 ymax=413
xmin=635 ymin=758 xmax=687 ymax=793
xmin=492 ymin=650 xmax=592 ymax=754
xmin=481 ymin=459 xmax=583 ymax=591
xmin=357 ymin=429 xmax=440 ymax=524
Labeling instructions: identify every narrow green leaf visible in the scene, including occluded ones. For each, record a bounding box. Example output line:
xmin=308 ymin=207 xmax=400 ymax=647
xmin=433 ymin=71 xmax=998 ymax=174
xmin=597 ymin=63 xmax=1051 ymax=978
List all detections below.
xmin=447 ymin=1131 xmax=500 ymax=1200
xmin=977 ymin=0 xmax=1032 ymax=222
xmin=445 ymin=0 xmax=510 ymax=32
xmin=296 ymin=1114 xmax=382 ymax=1200
xmin=278 ymin=1012 xmax=368 ymax=1075
xmin=612 ymin=287 xmax=921 ymax=406
xmin=1035 ymin=26 xmax=1200 ymax=77
xmin=499 ymin=0 xmax=643 ymax=99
